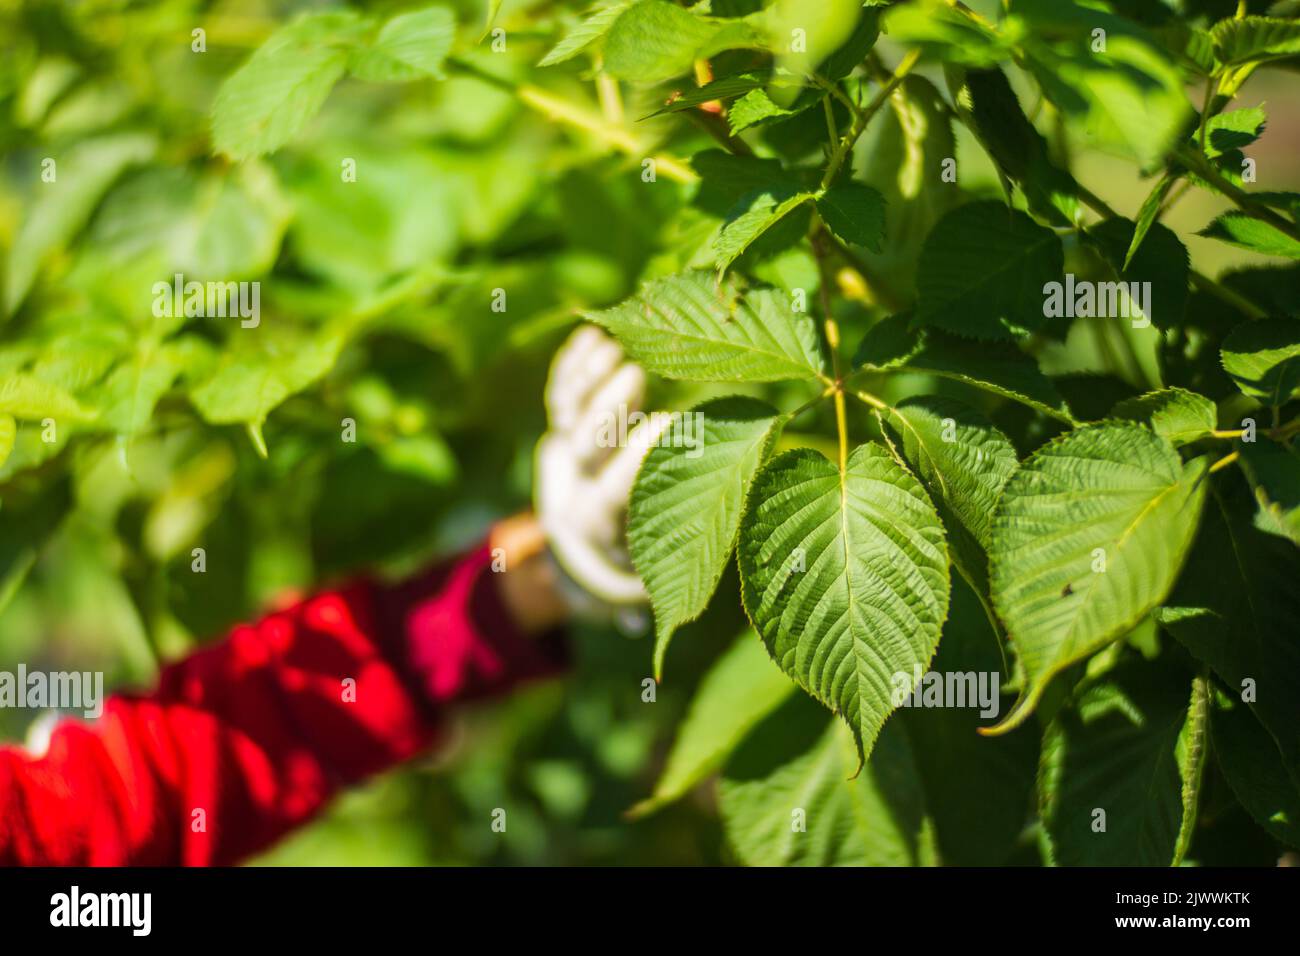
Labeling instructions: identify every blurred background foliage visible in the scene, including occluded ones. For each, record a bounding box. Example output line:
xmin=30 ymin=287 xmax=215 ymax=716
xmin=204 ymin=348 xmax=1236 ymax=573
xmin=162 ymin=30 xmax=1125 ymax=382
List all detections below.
xmin=0 ymin=0 xmax=1297 ymax=865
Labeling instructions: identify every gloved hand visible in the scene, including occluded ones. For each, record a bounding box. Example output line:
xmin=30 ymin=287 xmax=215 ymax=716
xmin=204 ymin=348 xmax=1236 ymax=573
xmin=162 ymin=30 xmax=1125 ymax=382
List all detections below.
xmin=535 ymin=326 xmax=667 ymax=614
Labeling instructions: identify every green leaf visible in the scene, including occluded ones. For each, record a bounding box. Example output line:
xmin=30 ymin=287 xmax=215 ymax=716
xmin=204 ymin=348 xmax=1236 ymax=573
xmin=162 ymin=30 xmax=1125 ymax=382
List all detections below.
xmin=1039 ymin=662 xmax=1205 ymax=866
xmin=211 ymin=12 xmax=367 ymax=161
xmin=1125 ymin=173 xmax=1176 ymax=269
xmin=815 ymin=182 xmax=886 ymax=253
xmin=601 ymin=0 xmax=763 ymax=84
xmin=719 ymin=693 xmax=936 ymax=866
xmin=1199 ymin=214 xmax=1300 ymax=260
xmin=583 ymin=271 xmax=825 ymax=382
xmin=952 ymin=66 xmax=1080 ymax=226
xmin=539 ymin=2 xmax=630 ymax=67
xmin=715 ymin=187 xmax=814 ymax=273
xmin=738 ymin=444 xmax=950 ymax=758
xmin=349 ymin=7 xmax=456 ymax=83
xmin=1220 ymin=318 xmax=1300 ymax=405
xmin=1110 ymin=387 xmax=1218 ymax=448
xmin=881 ymin=396 xmax=1017 ymax=593
xmin=1238 ymin=439 xmax=1300 ymax=546
xmin=1088 ymin=217 xmax=1190 ymax=331
xmin=629 ymin=630 xmax=796 ymax=818
xmin=0 ymin=415 xmax=14 ymax=471
xmin=1211 ymin=16 xmax=1300 ymax=69
xmin=188 ymin=322 xmax=350 ymax=431
xmin=0 ymin=374 xmax=97 ymax=422
xmin=1204 ymin=107 xmax=1267 ymax=160
xmin=1212 ymin=698 xmax=1300 ymax=849
xmin=94 ymin=337 xmax=205 ymax=436
xmin=727 ymin=88 xmax=796 ymax=134
xmin=1158 ymin=475 xmax=1300 ymax=779
xmin=901 ymin=576 xmax=1039 ymax=865
xmin=854 ymin=315 xmax=1075 ymax=423
xmin=629 ymin=397 xmax=783 ymax=677
xmin=4 ymin=132 xmax=155 ymax=316
xmin=989 ymin=424 xmax=1209 ymax=731
xmin=882 ymin=0 xmax=1008 ymax=67
xmin=914 ymin=201 xmax=1064 ymax=340
xmin=1017 ymin=1 xmax=1191 ymax=169
xmin=645 ymin=73 xmax=764 ymax=117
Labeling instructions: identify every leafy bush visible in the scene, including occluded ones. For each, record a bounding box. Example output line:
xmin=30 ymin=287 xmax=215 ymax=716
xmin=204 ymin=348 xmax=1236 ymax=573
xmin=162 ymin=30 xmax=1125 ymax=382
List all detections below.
xmin=2 ymin=0 xmax=1299 ymax=866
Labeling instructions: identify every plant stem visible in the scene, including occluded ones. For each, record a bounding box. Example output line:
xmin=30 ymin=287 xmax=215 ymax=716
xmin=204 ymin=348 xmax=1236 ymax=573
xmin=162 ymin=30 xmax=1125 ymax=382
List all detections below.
xmin=449 ymin=56 xmax=697 ymax=184
xmin=1209 ymin=450 xmax=1239 ymax=473
xmin=1174 ymin=145 xmax=1300 ymax=246
xmin=820 ymin=48 xmax=921 ymax=191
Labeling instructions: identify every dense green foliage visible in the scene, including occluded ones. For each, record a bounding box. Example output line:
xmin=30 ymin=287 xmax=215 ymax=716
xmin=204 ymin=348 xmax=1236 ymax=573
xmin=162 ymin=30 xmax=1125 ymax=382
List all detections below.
xmin=2 ymin=0 xmax=1299 ymax=865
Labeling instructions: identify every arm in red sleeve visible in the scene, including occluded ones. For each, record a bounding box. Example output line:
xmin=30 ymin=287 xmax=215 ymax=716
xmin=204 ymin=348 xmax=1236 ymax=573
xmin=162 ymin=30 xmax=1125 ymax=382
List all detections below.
xmin=0 ymin=542 xmax=566 ymax=866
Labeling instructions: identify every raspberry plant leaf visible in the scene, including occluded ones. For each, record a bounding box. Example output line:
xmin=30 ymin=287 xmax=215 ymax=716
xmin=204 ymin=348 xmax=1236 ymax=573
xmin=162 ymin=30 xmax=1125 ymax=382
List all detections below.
xmin=854 ymin=315 xmax=1075 ymax=423
xmin=211 ymin=12 xmax=368 ymax=161
xmin=347 ymin=7 xmax=456 ymax=83
xmin=1211 ymin=698 xmax=1300 ymax=849
xmin=1237 ymin=439 xmax=1300 ymax=546
xmin=715 ymin=187 xmax=815 ymax=274
xmin=815 ymin=183 xmax=887 ymax=253
xmin=583 ymin=271 xmax=826 ymax=383
xmin=1110 ymin=387 xmax=1218 ymax=448
xmin=1219 ymin=318 xmax=1300 ymax=405
xmin=914 ymin=201 xmax=1064 ymax=340
xmin=628 ymin=397 xmax=784 ymax=677
xmin=719 ymin=693 xmax=936 ymax=866
xmin=738 ymin=444 xmax=950 ymax=760
xmin=989 ymin=424 xmax=1209 ymax=731
xmin=629 ymin=630 xmax=795 ymax=819
xmin=1158 ymin=477 xmax=1300 ymax=775
xmin=1038 ymin=662 xmax=1208 ymax=866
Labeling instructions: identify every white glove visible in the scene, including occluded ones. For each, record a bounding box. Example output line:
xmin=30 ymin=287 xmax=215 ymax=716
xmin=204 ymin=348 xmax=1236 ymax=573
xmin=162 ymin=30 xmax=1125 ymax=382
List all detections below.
xmin=536 ymin=326 xmax=668 ymax=610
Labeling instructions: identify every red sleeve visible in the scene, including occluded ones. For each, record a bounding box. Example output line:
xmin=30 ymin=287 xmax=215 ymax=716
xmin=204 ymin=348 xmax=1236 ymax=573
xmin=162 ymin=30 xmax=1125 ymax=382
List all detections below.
xmin=0 ymin=542 xmax=566 ymax=866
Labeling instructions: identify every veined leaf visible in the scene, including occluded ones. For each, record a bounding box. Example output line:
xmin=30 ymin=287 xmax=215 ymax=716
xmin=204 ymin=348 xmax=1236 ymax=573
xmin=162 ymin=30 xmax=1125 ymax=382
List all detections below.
xmin=952 ymin=66 xmax=1080 ymax=227
xmin=1213 ymin=697 xmax=1300 ymax=849
xmin=1110 ymin=387 xmax=1217 ymax=448
xmin=1211 ymin=16 xmax=1300 ymax=69
xmin=349 ymin=7 xmax=456 ymax=83
xmin=715 ymin=187 xmax=814 ymax=274
xmin=914 ymin=201 xmax=1063 ymax=340
xmin=1238 ymin=439 xmax=1300 ymax=547
xmin=629 ymin=630 xmax=796 ymax=818
xmin=1039 ymin=662 xmax=1206 ymax=866
xmin=738 ymin=444 xmax=950 ymax=758
xmin=211 ymin=12 xmax=368 ymax=161
xmin=989 ymin=424 xmax=1209 ymax=731
xmin=583 ymin=271 xmax=826 ymax=382
xmin=188 ymin=322 xmax=350 ymax=433
xmin=815 ymin=182 xmax=886 ymax=253
xmin=601 ymin=0 xmax=764 ymax=84
xmin=1200 ymin=214 xmax=1300 ymax=260
xmin=881 ymin=396 xmax=1017 ymax=605
xmin=539 ymin=3 xmax=630 ymax=67
xmin=882 ymin=0 xmax=1008 ymax=67
xmin=1088 ymin=217 xmax=1189 ymax=331
xmin=1158 ymin=475 xmax=1300 ymax=779
xmin=0 ymin=374 xmax=97 ymax=422
xmin=629 ymin=397 xmax=783 ymax=677
xmin=854 ymin=314 xmax=1074 ymax=423
xmin=719 ymin=693 xmax=936 ymax=866
xmin=645 ymin=73 xmax=765 ymax=118
xmin=1204 ymin=107 xmax=1267 ymax=160
xmin=1220 ymin=318 xmax=1300 ymax=405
